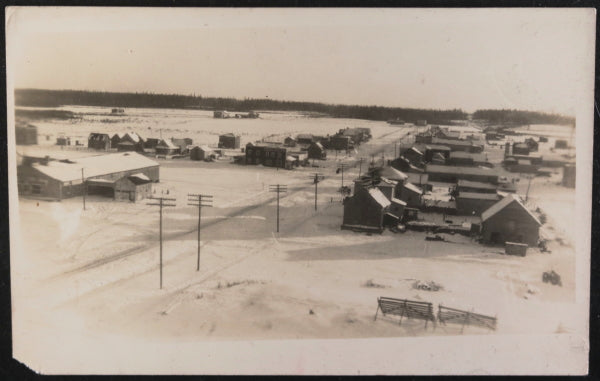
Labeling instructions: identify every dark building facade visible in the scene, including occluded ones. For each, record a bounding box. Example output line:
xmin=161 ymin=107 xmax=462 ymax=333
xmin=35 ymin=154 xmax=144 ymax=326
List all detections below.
xmin=480 ymin=194 xmax=541 ymax=246
xmin=218 ymin=133 xmax=241 ymax=149
xmin=341 ymin=187 xmax=392 ymax=233
xmin=245 ymin=143 xmax=288 ymax=168
xmin=88 ymin=133 xmax=111 ymax=150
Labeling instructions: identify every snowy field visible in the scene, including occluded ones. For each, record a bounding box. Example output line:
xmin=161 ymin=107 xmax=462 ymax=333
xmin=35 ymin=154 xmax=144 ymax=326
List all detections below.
xmin=11 ymin=108 xmax=581 ymax=353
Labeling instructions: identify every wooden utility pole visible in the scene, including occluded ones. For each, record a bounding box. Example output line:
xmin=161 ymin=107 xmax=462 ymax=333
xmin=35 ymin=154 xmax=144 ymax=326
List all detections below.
xmin=269 ymin=184 xmax=287 ymax=232
xmin=338 ymin=163 xmax=349 ymax=189
xmin=81 ymin=168 xmax=86 ymax=211
xmin=188 ymin=193 xmax=213 ymax=271
xmin=525 ymin=175 xmax=533 ymax=201
xmin=358 ymin=158 xmax=364 ymax=177
xmin=310 ymin=173 xmax=324 ymax=211
xmin=147 ymin=196 xmax=176 ymax=289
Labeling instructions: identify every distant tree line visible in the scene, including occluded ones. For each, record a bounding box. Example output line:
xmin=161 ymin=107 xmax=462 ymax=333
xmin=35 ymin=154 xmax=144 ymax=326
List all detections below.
xmin=472 ymin=109 xmax=574 ymax=126
xmin=15 ymin=88 xmax=467 ymax=124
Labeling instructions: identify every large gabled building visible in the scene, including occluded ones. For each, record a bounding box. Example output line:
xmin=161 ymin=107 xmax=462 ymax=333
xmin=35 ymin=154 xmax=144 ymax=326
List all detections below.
xmin=17 ymin=152 xmax=160 ymax=201
xmin=480 ymin=194 xmax=541 ymax=246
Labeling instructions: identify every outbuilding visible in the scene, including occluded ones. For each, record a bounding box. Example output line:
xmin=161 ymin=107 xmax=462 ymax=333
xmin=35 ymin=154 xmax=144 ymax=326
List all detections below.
xmin=307 ymin=142 xmax=326 ymax=159
xmin=480 ymin=194 xmax=541 ymax=246
xmin=218 ymin=133 xmax=240 ymax=149
xmin=190 ymin=145 xmax=216 ymax=161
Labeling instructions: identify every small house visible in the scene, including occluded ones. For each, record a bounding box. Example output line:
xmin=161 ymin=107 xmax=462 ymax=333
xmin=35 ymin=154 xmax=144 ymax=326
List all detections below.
xmin=155 ymin=139 xmax=180 ymax=155
xmin=113 ymin=173 xmax=153 ymax=202
xmin=431 ymin=152 xmax=446 ymax=165
xmin=456 ymin=179 xmax=497 ymax=194
xmin=111 ymin=133 xmax=124 ymax=148
xmin=307 ymin=142 xmax=326 ymax=160
xmin=480 ymin=194 xmax=541 ymax=246
xmin=88 ymin=133 xmax=111 ymax=150
xmin=512 ymin=142 xmax=530 ymax=156
xmin=117 ymin=132 xmax=145 ymax=152
xmin=218 ymin=133 xmax=241 ymax=149
xmin=284 ymin=137 xmax=297 ymax=147
xmin=329 ymin=135 xmax=352 ymax=151
xmin=144 ymin=138 xmax=160 ymax=149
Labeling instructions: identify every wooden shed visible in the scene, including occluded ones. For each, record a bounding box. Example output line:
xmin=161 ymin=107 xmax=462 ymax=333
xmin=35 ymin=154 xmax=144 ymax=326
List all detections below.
xmin=190 ymin=145 xmax=215 ymax=161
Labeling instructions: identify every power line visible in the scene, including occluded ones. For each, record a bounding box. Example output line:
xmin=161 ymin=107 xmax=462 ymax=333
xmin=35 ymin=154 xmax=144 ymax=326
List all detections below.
xmin=268 ymin=184 xmax=287 ymax=232
xmin=187 ymin=193 xmax=213 ymax=271
xmin=147 ymin=196 xmax=176 ymax=289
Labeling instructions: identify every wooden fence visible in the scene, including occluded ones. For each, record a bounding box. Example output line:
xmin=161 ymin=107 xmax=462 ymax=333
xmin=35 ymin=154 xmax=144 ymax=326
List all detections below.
xmin=437 ymin=304 xmax=497 ymax=331
xmin=374 ymin=297 xmax=436 ymax=328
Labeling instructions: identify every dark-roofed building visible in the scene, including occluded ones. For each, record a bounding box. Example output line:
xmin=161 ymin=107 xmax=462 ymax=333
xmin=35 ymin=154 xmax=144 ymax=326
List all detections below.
xmin=190 ymin=145 xmax=216 ymax=161
xmin=456 ymin=179 xmax=498 ymax=194
xmin=17 ymin=152 xmax=159 ymax=200
xmin=562 ymin=164 xmax=576 ymax=188
xmin=284 ymin=137 xmax=297 ymax=147
xmin=399 ymin=182 xmax=423 ymax=208
xmin=16 ymin=124 xmax=38 ymax=145
xmin=446 ymin=151 xmax=488 ymax=167
xmin=88 ymin=133 xmax=111 ymax=150
xmin=144 ymin=138 xmax=160 ymax=150
xmin=245 ymin=142 xmax=288 ymax=168
xmin=402 ymin=146 xmax=425 ymax=164
xmin=425 ymin=164 xmax=499 ymax=184
xmin=456 ymin=192 xmax=501 ymax=216
xmin=431 ymin=137 xmax=483 ymax=153
xmin=296 ymin=134 xmax=314 ymax=145
xmin=307 ymin=142 xmax=326 ymax=159
xmin=341 ymin=187 xmax=392 ymax=233
xmin=111 ymin=133 xmax=124 ymax=148
xmin=480 ymin=194 xmax=541 ymax=246
xmin=218 ymin=133 xmax=240 ymax=149
xmin=504 ymin=159 xmax=539 ymax=174
xmin=512 ymin=142 xmax=530 ymax=156
xmin=329 ymin=135 xmax=352 ymax=151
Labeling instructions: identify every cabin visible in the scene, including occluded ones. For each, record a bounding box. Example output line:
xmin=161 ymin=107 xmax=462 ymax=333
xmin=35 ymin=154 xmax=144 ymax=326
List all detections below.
xmin=456 ymin=192 xmax=501 ymax=216
xmin=88 ymin=133 xmax=111 ymax=150
xmin=155 ymin=139 xmax=180 ymax=155
xmin=17 ymin=152 xmax=159 ymax=200
xmin=480 ymin=194 xmax=541 ymax=247
xmin=218 ymin=133 xmax=241 ymax=149
xmin=341 ymin=187 xmax=393 ymax=233
xmin=307 ymin=142 xmax=326 ymax=160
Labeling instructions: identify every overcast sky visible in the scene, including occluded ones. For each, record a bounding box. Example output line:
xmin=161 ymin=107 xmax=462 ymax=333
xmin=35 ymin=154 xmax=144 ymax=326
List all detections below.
xmin=6 ymin=8 xmax=596 ymax=114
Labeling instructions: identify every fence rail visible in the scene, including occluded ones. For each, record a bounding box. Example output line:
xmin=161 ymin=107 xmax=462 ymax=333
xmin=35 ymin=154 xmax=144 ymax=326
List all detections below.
xmin=374 ymin=297 xmax=436 ymax=328
xmin=437 ymin=305 xmax=497 ymax=331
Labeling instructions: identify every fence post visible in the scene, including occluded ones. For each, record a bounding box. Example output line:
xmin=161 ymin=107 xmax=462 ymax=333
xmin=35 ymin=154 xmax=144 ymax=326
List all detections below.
xmin=374 ymin=300 xmax=380 ymax=321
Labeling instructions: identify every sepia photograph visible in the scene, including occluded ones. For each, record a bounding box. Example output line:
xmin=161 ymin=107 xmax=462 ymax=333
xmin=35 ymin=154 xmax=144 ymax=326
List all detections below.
xmin=5 ymin=7 xmax=595 ymax=375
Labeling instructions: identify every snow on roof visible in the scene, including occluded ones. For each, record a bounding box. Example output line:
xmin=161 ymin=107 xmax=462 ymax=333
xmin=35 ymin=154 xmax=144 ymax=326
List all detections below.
xmin=313 ymin=142 xmax=324 ymax=149
xmin=480 ymin=194 xmax=541 ymax=225
xmin=391 ymin=197 xmax=407 ymax=206
xmin=126 ymin=132 xmax=141 ymax=143
xmin=403 ymin=182 xmax=423 ymax=195
xmin=425 ymin=164 xmax=496 ymax=176
xmin=368 ymin=187 xmax=391 ymax=208
xmin=380 ymin=166 xmax=408 ymax=181
xmin=425 ymin=144 xmax=451 ymax=151
xmin=457 ymin=192 xmax=499 ymax=200
xmin=457 ymin=179 xmax=497 ymax=190
xmin=32 ymin=152 xmax=159 ymax=183
xmin=129 ymin=173 xmax=150 ymax=181
xmin=158 ymin=139 xmax=178 ymax=149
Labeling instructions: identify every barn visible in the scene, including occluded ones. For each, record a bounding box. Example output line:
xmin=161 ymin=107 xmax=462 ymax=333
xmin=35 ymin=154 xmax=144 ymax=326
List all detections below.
xmin=88 ymin=133 xmax=111 ymax=150
xmin=190 ymin=145 xmax=215 ymax=161
xmin=307 ymin=142 xmax=326 ymax=159
xmin=455 ymin=192 xmax=501 ymax=216
xmin=341 ymin=187 xmax=392 ymax=233
xmin=480 ymin=194 xmax=541 ymax=246
xmin=218 ymin=133 xmax=241 ymax=149
xmin=17 ymin=152 xmax=160 ymax=200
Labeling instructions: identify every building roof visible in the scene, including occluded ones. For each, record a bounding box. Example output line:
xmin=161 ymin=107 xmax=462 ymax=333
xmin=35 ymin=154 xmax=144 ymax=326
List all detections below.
xmin=367 ymin=187 xmax=392 ymax=208
xmin=457 ymin=192 xmax=499 ymax=200
xmin=403 ymin=182 xmax=423 ymax=195
xmin=89 ymin=133 xmax=110 ymax=139
xmin=449 ymin=151 xmax=486 ymax=161
xmin=408 ymin=146 xmax=424 ymax=156
xmin=424 ymin=144 xmax=451 ymax=151
xmin=431 ymin=137 xmax=480 ymax=147
xmin=296 ymin=133 xmax=313 ymax=139
xmin=125 ymin=132 xmax=142 ymax=143
xmin=311 ymin=142 xmax=324 ymax=150
xmin=192 ymin=145 xmax=213 ymax=152
xmin=391 ymin=197 xmax=407 ymax=206
xmin=425 ymin=164 xmax=497 ymax=177
xmin=379 ymin=166 xmax=408 ymax=181
xmin=457 ymin=179 xmax=497 ymax=190
xmin=31 ymin=152 xmax=159 ymax=183
xmin=157 ymin=139 xmax=178 ymax=149
xmin=128 ymin=172 xmax=152 ymax=185
xmin=220 ymin=133 xmax=239 ymax=138
xmin=480 ymin=194 xmax=541 ymax=225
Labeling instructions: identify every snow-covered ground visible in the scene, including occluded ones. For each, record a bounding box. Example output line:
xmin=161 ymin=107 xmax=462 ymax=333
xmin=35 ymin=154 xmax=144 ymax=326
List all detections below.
xmin=10 ymin=109 xmax=584 ymax=373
